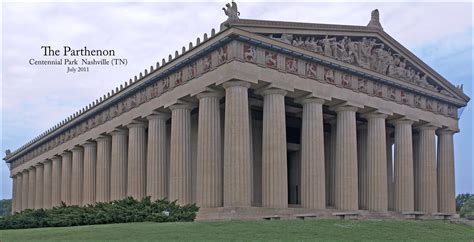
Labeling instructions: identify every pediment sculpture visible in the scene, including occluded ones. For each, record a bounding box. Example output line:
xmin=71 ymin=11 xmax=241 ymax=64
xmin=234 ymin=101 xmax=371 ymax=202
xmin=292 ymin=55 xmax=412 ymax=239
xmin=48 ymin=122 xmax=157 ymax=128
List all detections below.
xmin=268 ymin=33 xmax=454 ymax=97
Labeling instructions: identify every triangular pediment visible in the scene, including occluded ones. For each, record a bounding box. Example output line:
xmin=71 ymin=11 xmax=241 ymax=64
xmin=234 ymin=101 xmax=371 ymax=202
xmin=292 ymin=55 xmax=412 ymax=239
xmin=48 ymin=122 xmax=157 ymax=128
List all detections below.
xmin=225 ymin=19 xmax=469 ymax=105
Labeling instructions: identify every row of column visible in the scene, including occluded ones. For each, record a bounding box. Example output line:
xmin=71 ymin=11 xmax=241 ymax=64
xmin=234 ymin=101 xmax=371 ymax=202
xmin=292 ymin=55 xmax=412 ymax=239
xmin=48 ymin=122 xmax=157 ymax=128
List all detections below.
xmin=11 ymin=80 xmax=457 ymax=215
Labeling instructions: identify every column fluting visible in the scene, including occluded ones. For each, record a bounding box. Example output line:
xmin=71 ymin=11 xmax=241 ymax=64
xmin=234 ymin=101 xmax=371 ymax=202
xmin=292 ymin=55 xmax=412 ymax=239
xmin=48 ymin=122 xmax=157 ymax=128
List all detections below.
xmin=223 ymin=81 xmax=252 ymax=207
xmin=60 ymin=151 xmax=72 ymax=205
xmin=71 ymin=147 xmax=84 ymax=205
xmin=83 ymin=141 xmax=97 ymax=205
xmin=96 ymin=135 xmax=112 ymax=203
xmin=196 ymin=92 xmax=223 ymax=208
xmin=300 ymin=97 xmax=326 ymax=209
xmin=12 ymin=175 xmax=18 ymax=213
xmin=110 ymin=128 xmax=128 ymax=201
xmin=393 ymin=119 xmax=415 ymax=212
xmin=21 ymin=170 xmax=28 ymax=211
xmin=43 ymin=160 xmax=52 ymax=209
xmin=417 ymin=125 xmax=438 ymax=213
xmin=27 ymin=166 xmax=36 ymax=209
xmin=146 ymin=113 xmax=169 ymax=201
xmin=35 ymin=163 xmax=44 ymax=209
xmin=357 ymin=124 xmax=368 ymax=210
xmin=261 ymin=88 xmax=288 ymax=208
xmin=364 ymin=112 xmax=388 ymax=211
xmin=127 ymin=121 xmax=147 ymax=200
xmin=437 ymin=129 xmax=456 ymax=214
xmin=169 ymin=104 xmax=193 ymax=205
xmin=334 ymin=105 xmax=359 ymax=211
xmin=51 ymin=156 xmax=62 ymax=207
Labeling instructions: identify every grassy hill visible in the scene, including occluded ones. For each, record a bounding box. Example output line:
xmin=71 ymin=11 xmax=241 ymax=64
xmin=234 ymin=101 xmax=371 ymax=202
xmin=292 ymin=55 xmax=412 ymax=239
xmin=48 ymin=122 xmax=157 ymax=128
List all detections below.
xmin=1 ymin=219 xmax=473 ymax=241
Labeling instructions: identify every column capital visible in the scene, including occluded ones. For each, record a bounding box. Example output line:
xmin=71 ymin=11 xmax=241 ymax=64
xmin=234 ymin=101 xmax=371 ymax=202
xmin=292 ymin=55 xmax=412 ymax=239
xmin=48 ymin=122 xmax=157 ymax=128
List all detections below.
xmin=361 ymin=110 xmax=390 ymax=120
xmin=196 ymin=91 xmax=224 ymax=100
xmin=415 ymin=123 xmax=441 ymax=131
xmin=126 ymin=120 xmax=147 ymax=129
xmin=95 ymin=134 xmax=112 ymax=142
xmin=82 ymin=140 xmax=97 ymax=148
xmin=257 ymin=87 xmax=287 ymax=97
xmin=169 ymin=103 xmax=195 ymax=111
xmin=35 ymin=162 xmax=44 ymax=168
xmin=51 ymin=155 xmax=62 ymax=162
xmin=110 ymin=128 xmax=128 ymax=136
xmin=70 ymin=146 xmax=83 ymax=152
xmin=329 ymin=101 xmax=362 ymax=113
xmin=389 ymin=117 xmax=417 ymax=125
xmin=146 ymin=112 xmax=170 ymax=121
xmin=28 ymin=166 xmax=36 ymax=171
xmin=436 ymin=128 xmax=458 ymax=135
xmin=61 ymin=151 xmax=72 ymax=157
xmin=222 ymin=80 xmax=251 ymax=89
xmin=295 ymin=96 xmax=326 ymax=105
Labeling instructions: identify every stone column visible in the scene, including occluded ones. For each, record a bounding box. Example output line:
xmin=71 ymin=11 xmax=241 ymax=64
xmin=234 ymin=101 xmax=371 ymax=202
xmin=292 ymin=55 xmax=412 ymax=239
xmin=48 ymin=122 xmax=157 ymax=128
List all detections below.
xmin=27 ymin=166 xmax=36 ymax=209
xmin=127 ymin=121 xmax=147 ymax=200
xmin=357 ymin=124 xmax=368 ymax=210
xmin=83 ymin=141 xmax=97 ymax=205
xmin=60 ymin=151 xmax=72 ymax=205
xmin=71 ymin=147 xmax=84 ymax=205
xmin=223 ymin=81 xmax=252 ymax=207
xmin=12 ymin=175 xmax=18 ymax=213
xmin=196 ymin=92 xmax=223 ymax=208
xmin=16 ymin=173 xmax=23 ymax=211
xmin=146 ymin=113 xmax=169 ymax=201
xmin=333 ymin=105 xmax=359 ymax=211
xmin=21 ymin=170 xmax=29 ymax=210
xmin=96 ymin=135 xmax=112 ymax=203
xmin=261 ymin=88 xmax=288 ymax=208
xmin=363 ymin=112 xmax=388 ymax=212
xmin=300 ymin=97 xmax=326 ymax=209
xmin=393 ymin=119 xmax=415 ymax=212
xmin=327 ymin=119 xmax=337 ymax=207
xmin=43 ymin=160 xmax=52 ymax=209
xmin=417 ymin=125 xmax=438 ymax=213
xmin=110 ymin=128 xmax=128 ymax=201
xmin=437 ymin=129 xmax=456 ymax=214
xmin=169 ymin=104 xmax=193 ymax=205
xmin=35 ymin=163 xmax=44 ymax=209
xmin=51 ymin=156 xmax=62 ymax=207
xmin=386 ymin=128 xmax=394 ymax=211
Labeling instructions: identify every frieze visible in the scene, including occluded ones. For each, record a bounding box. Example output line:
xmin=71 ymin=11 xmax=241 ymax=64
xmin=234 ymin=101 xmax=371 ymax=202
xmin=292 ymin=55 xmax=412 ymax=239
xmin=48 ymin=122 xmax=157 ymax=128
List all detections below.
xmin=10 ymin=43 xmax=232 ymax=169
xmin=267 ymin=34 xmax=455 ymax=98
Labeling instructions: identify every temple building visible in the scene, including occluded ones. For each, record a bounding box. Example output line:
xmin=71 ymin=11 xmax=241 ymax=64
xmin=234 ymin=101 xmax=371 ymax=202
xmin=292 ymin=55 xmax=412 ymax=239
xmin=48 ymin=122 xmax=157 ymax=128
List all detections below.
xmin=5 ymin=3 xmax=469 ymax=220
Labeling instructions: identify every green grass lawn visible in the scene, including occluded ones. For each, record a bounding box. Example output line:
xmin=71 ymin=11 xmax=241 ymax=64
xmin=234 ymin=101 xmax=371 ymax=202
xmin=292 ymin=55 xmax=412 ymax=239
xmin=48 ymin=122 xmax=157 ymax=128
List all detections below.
xmin=1 ymin=219 xmax=473 ymax=241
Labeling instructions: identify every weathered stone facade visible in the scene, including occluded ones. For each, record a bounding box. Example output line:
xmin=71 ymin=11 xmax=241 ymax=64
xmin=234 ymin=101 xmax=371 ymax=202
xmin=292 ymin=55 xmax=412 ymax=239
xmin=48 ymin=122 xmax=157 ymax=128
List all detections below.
xmin=6 ymin=3 xmax=468 ymax=219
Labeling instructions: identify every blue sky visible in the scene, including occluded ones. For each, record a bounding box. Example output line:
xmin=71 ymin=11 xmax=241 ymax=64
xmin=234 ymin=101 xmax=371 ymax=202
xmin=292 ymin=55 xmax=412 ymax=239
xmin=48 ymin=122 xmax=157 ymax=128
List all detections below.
xmin=1 ymin=1 xmax=472 ymax=199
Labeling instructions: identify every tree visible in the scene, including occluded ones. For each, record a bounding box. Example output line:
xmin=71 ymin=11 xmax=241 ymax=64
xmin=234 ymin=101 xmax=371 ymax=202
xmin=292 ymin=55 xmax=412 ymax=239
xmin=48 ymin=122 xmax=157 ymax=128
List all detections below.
xmin=460 ymin=197 xmax=474 ymax=219
xmin=456 ymin=193 xmax=473 ymax=212
xmin=0 ymin=199 xmax=12 ymax=217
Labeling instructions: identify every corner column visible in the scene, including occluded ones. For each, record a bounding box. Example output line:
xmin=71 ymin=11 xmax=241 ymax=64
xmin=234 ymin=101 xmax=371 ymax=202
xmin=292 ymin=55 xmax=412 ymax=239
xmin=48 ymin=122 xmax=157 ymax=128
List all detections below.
xmin=299 ymin=97 xmax=326 ymax=209
xmin=127 ymin=121 xmax=147 ymax=200
xmin=110 ymin=128 xmax=128 ymax=201
xmin=437 ymin=129 xmax=456 ymax=214
xmin=96 ymin=135 xmax=112 ymax=203
xmin=146 ymin=113 xmax=169 ymax=201
xmin=83 ymin=141 xmax=97 ymax=205
xmin=223 ymin=81 xmax=252 ymax=207
xmin=393 ymin=119 xmax=415 ymax=212
xmin=12 ymin=175 xmax=18 ymax=213
xmin=196 ymin=92 xmax=223 ymax=208
xmin=169 ymin=104 xmax=193 ymax=205
xmin=71 ymin=147 xmax=84 ymax=205
xmin=16 ymin=173 xmax=23 ymax=211
xmin=333 ymin=104 xmax=359 ymax=211
xmin=35 ymin=163 xmax=44 ymax=209
xmin=363 ymin=112 xmax=388 ymax=211
xmin=60 ymin=151 xmax=72 ymax=205
xmin=43 ymin=160 xmax=52 ymax=209
xmin=51 ymin=156 xmax=62 ymax=207
xmin=27 ymin=166 xmax=36 ymax=209
xmin=417 ymin=125 xmax=438 ymax=213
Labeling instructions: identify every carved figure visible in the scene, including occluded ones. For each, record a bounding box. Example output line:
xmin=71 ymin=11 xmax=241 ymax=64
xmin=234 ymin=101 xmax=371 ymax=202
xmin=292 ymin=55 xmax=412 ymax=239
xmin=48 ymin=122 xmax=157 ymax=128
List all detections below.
xmin=223 ymin=1 xmax=240 ymax=20
xmin=243 ymin=44 xmax=256 ymax=62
